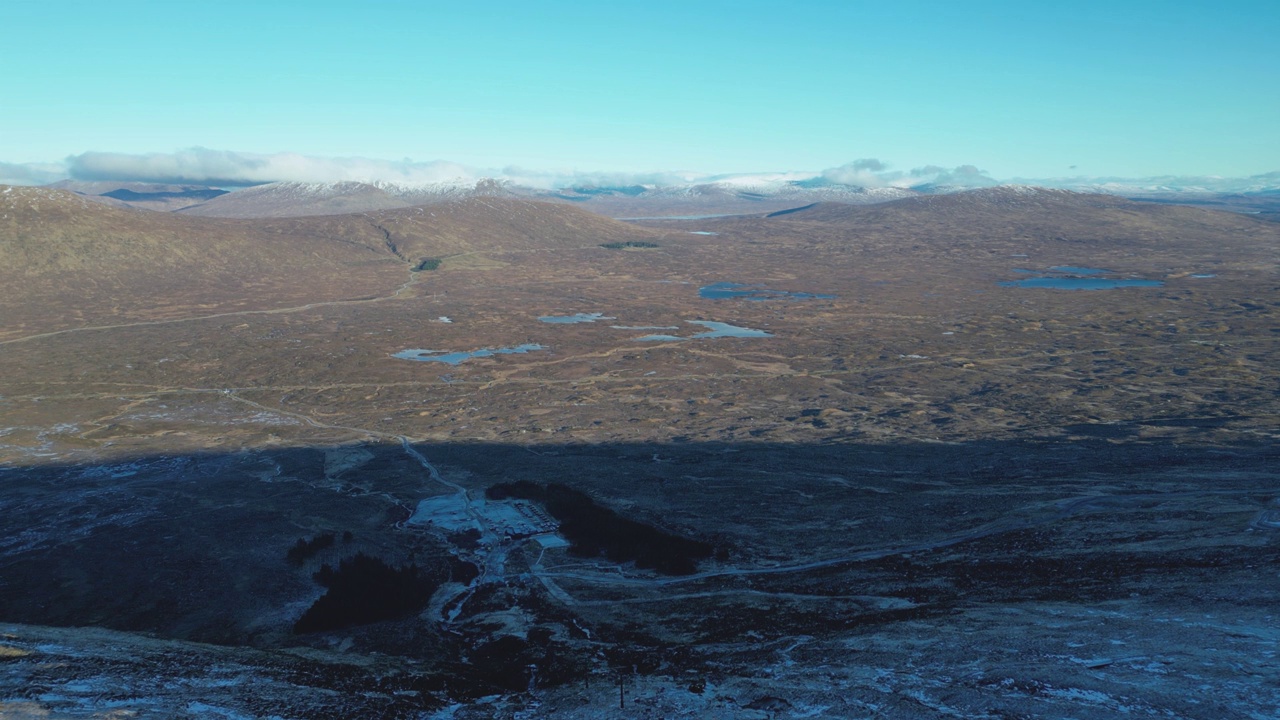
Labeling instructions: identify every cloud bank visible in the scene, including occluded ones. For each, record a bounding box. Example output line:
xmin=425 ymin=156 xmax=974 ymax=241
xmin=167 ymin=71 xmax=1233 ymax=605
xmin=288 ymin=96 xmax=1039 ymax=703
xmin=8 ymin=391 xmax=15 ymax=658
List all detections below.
xmin=819 ymin=160 xmax=1000 ymax=189
xmin=0 ymin=161 xmax=67 ymax=186
xmin=0 ymin=149 xmax=1008 ymax=191
xmin=1 ymin=149 xmax=1276 ymax=195
xmin=57 ymin=149 xmax=713 ymax=190
xmin=66 ymin=149 xmax=479 ymax=187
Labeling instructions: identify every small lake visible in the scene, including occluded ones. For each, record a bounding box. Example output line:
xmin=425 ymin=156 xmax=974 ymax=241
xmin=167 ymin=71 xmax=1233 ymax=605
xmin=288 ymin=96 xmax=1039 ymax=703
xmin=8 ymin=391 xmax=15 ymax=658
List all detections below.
xmin=393 ymin=344 xmax=545 ymax=364
xmin=688 ymin=321 xmax=773 ymax=338
xmin=618 ymin=213 xmax=738 ymax=220
xmin=1001 ymin=264 xmax=1166 ymax=290
xmin=635 ymin=321 xmax=773 ymax=341
xmin=999 ymin=278 xmax=1164 ymax=290
xmin=538 ymin=313 xmax=613 ymax=324
xmin=700 ymin=282 xmax=836 ymax=301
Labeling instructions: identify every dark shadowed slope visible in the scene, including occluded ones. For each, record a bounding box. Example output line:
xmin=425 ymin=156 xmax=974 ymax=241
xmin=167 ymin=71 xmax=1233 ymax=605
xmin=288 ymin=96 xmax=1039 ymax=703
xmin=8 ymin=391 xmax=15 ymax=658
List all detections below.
xmin=3 ymin=439 xmax=1279 ymax=717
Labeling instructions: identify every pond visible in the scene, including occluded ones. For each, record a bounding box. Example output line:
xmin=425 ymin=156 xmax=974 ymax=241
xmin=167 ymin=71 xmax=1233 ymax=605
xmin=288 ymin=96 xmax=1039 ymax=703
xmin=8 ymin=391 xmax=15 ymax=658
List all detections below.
xmin=393 ymin=344 xmax=546 ymax=364
xmin=634 ymin=321 xmax=773 ymax=341
xmin=538 ymin=313 xmax=613 ymax=324
xmin=699 ymin=282 xmax=836 ymax=301
xmin=688 ymin=320 xmax=773 ymax=338
xmin=617 ymin=213 xmax=738 ymax=220
xmin=999 ymin=277 xmax=1164 ymax=290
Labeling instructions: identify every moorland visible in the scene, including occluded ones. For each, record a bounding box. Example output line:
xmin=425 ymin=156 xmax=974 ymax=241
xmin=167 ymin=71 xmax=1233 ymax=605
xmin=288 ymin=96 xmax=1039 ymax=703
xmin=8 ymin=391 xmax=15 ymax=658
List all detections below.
xmin=2 ymin=185 xmax=1279 ymax=718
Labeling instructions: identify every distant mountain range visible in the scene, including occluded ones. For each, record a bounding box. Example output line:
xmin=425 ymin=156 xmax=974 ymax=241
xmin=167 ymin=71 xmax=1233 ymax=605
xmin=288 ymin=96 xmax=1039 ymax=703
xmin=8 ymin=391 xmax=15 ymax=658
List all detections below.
xmin=38 ymin=171 xmax=1280 ymax=221
xmin=44 ymin=176 xmax=920 ymax=219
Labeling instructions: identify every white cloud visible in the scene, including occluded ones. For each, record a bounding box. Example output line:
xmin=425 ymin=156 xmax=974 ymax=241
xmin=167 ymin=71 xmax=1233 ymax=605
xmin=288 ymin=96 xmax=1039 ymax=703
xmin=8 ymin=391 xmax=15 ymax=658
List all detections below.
xmin=821 ymin=159 xmax=890 ymax=187
xmin=1015 ymin=170 xmax=1280 ymax=194
xmin=57 ymin=148 xmax=720 ymax=190
xmin=1 ymin=148 xmax=1275 ymax=195
xmin=0 ymin=161 xmax=67 ymax=186
xmin=816 ymin=160 xmax=999 ymax=189
xmin=911 ymin=164 xmax=1000 ymax=188
xmin=66 ymin=149 xmax=480 ymax=187
xmin=499 ymin=166 xmax=705 ymax=190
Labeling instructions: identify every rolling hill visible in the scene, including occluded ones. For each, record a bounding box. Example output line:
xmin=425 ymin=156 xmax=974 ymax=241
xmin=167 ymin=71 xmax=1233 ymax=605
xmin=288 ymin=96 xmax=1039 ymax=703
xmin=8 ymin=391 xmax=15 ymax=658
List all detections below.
xmin=0 ymin=187 xmax=658 ymax=338
xmin=756 ymin=186 xmax=1280 ymax=257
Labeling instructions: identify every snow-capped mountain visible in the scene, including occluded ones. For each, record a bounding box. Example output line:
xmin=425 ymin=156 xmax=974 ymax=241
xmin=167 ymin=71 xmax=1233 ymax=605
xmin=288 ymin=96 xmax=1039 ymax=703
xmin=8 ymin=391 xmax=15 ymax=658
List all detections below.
xmin=32 ymin=167 xmax=1280 ymax=219
xmin=1022 ymin=171 xmax=1280 ymax=197
xmin=546 ymin=175 xmax=920 ymax=217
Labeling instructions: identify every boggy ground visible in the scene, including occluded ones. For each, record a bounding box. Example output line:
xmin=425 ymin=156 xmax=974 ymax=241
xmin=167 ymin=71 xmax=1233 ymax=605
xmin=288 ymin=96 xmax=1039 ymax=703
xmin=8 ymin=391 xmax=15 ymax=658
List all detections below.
xmin=3 ymin=211 xmax=1279 ymax=451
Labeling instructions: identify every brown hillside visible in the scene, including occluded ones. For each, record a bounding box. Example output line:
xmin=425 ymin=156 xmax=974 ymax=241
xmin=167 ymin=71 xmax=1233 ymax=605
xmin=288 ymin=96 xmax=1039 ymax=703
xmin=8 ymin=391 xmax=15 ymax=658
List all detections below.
xmin=772 ymin=186 xmax=1266 ymax=231
xmin=0 ymin=188 xmax=655 ymax=339
xmin=752 ymin=186 xmax=1280 ymax=259
xmin=364 ymin=196 xmax=658 ymax=258
xmin=252 ymin=196 xmax=661 ymax=266
xmin=0 ymin=186 xmax=405 ymax=337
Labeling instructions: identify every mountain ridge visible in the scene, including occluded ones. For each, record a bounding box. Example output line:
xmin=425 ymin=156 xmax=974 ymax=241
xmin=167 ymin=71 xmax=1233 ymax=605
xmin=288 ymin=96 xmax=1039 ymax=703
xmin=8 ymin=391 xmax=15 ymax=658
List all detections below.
xmin=36 ymin=172 xmax=1280 ymax=220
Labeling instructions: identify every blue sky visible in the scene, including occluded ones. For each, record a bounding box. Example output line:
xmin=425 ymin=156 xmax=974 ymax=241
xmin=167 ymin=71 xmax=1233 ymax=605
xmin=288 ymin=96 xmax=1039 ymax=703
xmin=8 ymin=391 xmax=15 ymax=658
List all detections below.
xmin=2 ymin=0 xmax=1277 ymax=181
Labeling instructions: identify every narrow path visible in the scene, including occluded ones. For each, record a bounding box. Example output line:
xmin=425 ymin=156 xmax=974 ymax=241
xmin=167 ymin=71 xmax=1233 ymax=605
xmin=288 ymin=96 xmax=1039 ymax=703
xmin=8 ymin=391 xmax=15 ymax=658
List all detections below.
xmin=398 ymin=437 xmax=465 ymax=495
xmin=223 ymin=388 xmax=507 ymax=621
xmin=0 ymin=274 xmax=423 ymax=347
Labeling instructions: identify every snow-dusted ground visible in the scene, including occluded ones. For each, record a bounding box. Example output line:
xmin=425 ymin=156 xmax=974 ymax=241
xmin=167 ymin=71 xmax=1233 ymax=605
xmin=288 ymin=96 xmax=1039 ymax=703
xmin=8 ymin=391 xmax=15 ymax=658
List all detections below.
xmin=7 ymin=594 xmax=1280 ymax=719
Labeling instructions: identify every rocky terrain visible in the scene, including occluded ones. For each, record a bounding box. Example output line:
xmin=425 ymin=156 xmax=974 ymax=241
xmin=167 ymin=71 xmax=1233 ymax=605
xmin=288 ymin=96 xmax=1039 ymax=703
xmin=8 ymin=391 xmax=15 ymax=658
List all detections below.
xmin=2 ymin=186 xmax=1279 ymax=718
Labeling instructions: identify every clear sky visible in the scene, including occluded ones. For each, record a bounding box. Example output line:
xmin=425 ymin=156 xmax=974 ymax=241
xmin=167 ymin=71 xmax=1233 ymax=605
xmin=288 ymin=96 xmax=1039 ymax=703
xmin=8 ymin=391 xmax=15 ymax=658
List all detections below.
xmin=2 ymin=0 xmax=1277 ymax=179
